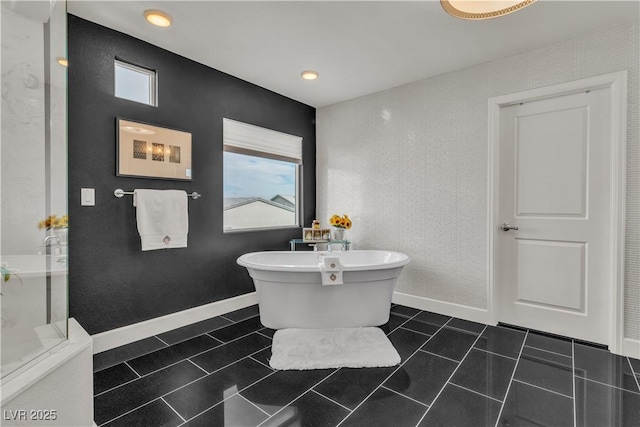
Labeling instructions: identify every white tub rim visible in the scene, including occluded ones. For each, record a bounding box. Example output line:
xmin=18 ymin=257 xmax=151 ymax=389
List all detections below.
xmin=237 ymin=249 xmax=410 ymax=272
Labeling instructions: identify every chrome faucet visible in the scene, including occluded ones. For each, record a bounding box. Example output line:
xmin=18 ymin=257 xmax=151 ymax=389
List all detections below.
xmin=42 ymin=235 xmax=61 ymax=255
xmin=43 ymin=235 xmax=60 ymax=246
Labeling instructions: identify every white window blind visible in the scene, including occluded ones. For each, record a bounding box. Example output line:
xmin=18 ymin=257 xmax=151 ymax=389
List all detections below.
xmin=223 ymin=118 xmax=302 ymax=164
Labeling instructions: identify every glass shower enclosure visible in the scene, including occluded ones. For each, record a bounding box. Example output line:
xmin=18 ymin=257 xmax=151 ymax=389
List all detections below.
xmin=1 ymin=0 xmax=68 ymax=379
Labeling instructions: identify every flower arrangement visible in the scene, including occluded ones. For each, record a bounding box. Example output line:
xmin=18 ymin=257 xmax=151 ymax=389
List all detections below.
xmin=329 ymin=214 xmax=352 ymax=229
xmin=38 ymin=214 xmax=68 ymax=230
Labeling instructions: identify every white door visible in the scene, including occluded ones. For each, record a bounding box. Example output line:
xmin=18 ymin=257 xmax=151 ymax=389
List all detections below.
xmin=495 ymin=87 xmax=613 ymax=345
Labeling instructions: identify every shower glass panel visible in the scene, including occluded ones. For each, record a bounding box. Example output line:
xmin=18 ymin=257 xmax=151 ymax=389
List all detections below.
xmin=1 ymin=0 xmax=68 ymax=378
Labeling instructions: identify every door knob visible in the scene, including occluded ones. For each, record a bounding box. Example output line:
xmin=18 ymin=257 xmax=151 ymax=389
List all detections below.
xmin=500 ymin=223 xmax=519 ymax=231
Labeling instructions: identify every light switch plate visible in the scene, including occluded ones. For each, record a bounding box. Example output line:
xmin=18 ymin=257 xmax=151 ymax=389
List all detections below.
xmin=81 ymin=188 xmax=95 ymax=206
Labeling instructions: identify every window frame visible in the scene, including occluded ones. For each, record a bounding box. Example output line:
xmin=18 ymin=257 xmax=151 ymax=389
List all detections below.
xmin=222 ymin=118 xmax=303 ymax=233
xmin=114 ymin=59 xmax=158 ymax=106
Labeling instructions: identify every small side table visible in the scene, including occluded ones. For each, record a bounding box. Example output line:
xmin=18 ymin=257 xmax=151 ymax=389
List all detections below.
xmin=289 ymin=239 xmax=351 ymax=251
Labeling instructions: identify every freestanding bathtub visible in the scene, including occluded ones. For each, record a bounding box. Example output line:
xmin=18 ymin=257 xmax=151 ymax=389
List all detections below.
xmin=237 ymin=250 xmax=410 ymax=329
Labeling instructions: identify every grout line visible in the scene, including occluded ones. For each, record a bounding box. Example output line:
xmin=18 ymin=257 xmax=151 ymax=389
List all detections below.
xmin=255 ymin=330 xmax=274 ymax=340
xmin=448 ymin=382 xmax=502 ymax=403
xmin=511 ymin=379 xmax=573 ymax=400
xmin=161 ymin=397 xmax=186 ymax=423
xmin=94 ymin=332 xmax=265 ymax=397
xmin=336 ymin=317 xmax=453 ymax=427
xmin=386 ymin=310 xmax=424 ymax=335
xmin=626 ymin=357 xmax=640 ymax=392
xmin=413 ymin=324 xmax=488 ymax=427
xmin=171 ymin=334 xmax=218 ymax=348
xmin=444 ymin=324 xmax=484 ymax=335
xmin=249 ymin=354 xmax=275 ymax=371
xmin=153 ymin=329 xmax=263 ymax=373
xmin=380 ymin=385 xmax=429 ymax=407
xmin=147 ymin=318 xmax=236 ymax=348
xmin=312 ymin=389 xmax=353 ymax=413
xmin=205 ymin=332 xmax=225 ymax=344
xmin=573 ymin=339 xmax=577 ymax=427
xmin=98 ymin=398 xmax=148 ymax=427
xmin=98 ymin=314 xmax=264 ymax=424
xmin=93 ymin=342 xmax=168 ymax=374
xmin=98 ymin=399 xmax=162 ymax=426
xmin=155 ymin=335 xmax=171 ymax=347
xmin=492 ymin=330 xmax=529 ymax=427
xmin=580 ymin=376 xmax=640 ymax=396
xmin=257 ymin=369 xmax=342 ymax=427
xmin=389 ymin=306 xmax=422 ymax=317
xmin=399 ymin=326 xmax=434 ymax=338
xmin=209 ymin=327 xmax=266 ymax=346
xmin=523 ymin=344 xmax=572 ymax=360
xmin=249 ymin=355 xmax=273 ymax=370
xmin=187 ymin=358 xmax=209 ymax=375
xmin=418 ymin=349 xmax=461 ymax=364
xmin=158 ymin=345 xmax=275 ymax=401
xmin=95 ymin=344 xmax=217 ymax=397
xmin=473 ymin=347 xmax=518 ymax=361
xmin=191 ymin=370 xmax=280 ymax=425
xmin=95 ymin=374 xmax=140 ymax=398
xmin=153 ymin=335 xmax=170 ymax=347
xmin=219 ymin=314 xmax=235 ymax=323
xmin=108 ymin=353 xmax=279 ymax=427
xmin=124 ymin=361 xmax=141 ymax=378
xmin=238 ymin=393 xmax=271 ymax=417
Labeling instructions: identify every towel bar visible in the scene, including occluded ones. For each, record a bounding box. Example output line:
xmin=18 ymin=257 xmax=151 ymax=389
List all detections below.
xmin=114 ymin=188 xmax=201 ymax=200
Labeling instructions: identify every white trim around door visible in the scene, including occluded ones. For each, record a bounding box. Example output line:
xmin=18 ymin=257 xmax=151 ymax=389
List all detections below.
xmin=487 ymin=71 xmax=627 ymax=355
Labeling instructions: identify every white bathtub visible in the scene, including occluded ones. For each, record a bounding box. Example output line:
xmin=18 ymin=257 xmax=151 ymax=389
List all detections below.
xmin=1 ymin=254 xmax=68 ymax=377
xmin=237 ymin=250 xmax=410 ymax=329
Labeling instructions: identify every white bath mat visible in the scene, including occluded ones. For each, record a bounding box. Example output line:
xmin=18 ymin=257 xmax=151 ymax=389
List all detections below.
xmin=269 ymin=327 xmax=401 ymax=370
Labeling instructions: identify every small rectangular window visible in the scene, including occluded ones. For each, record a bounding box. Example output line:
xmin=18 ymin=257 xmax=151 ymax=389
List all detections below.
xmin=114 ymin=60 xmax=157 ymax=106
xmin=223 ymin=118 xmax=302 ymax=232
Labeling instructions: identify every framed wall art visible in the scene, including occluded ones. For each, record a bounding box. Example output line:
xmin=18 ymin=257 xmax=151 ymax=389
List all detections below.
xmin=117 ymin=117 xmax=192 ymax=180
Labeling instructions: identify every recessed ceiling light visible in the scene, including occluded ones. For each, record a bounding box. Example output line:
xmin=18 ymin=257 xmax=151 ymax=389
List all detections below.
xmin=301 ymin=70 xmax=319 ymax=80
xmin=144 ymin=9 xmax=173 ymax=27
xmin=56 ymin=57 xmax=68 ymax=67
xmin=441 ymin=0 xmax=536 ymax=20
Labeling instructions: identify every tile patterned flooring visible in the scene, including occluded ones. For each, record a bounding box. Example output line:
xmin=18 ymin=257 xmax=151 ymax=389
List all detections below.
xmin=93 ymin=305 xmax=640 ymax=426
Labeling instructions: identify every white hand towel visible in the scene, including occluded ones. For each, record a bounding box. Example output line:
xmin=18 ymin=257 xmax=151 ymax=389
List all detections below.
xmin=320 ymin=256 xmax=343 ymax=285
xmin=133 ymin=189 xmax=188 ymax=251
xmin=321 ymin=256 xmax=341 ymax=271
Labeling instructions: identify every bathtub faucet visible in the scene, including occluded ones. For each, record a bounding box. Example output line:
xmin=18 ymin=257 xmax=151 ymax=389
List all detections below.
xmin=43 ymin=235 xmax=60 ymax=246
xmin=42 ymin=235 xmax=61 ymax=255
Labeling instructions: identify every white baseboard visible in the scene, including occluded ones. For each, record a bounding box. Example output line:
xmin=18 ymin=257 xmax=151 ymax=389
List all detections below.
xmin=622 ymin=337 xmax=640 ymax=360
xmin=91 ymin=292 xmax=258 ymax=354
xmin=392 ymin=291 xmax=491 ymax=325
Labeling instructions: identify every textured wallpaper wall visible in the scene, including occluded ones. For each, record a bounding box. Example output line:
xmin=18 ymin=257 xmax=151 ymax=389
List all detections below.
xmin=317 ymin=21 xmax=640 ymax=339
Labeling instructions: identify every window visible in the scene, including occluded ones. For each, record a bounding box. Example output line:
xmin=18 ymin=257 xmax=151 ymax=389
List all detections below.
xmin=223 ymin=118 xmax=302 ymax=232
xmin=114 ymin=60 xmax=157 ymax=106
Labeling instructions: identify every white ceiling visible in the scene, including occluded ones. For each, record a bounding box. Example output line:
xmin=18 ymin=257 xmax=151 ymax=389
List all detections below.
xmin=67 ymin=1 xmax=640 ymax=108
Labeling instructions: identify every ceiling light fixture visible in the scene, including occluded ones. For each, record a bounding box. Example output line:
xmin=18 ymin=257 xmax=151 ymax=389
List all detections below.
xmin=144 ymin=9 xmax=173 ymax=27
xmin=440 ymin=0 xmax=537 ymax=20
xmin=301 ymin=70 xmax=319 ymax=80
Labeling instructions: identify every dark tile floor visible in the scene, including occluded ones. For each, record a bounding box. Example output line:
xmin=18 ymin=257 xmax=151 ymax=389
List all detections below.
xmin=93 ymin=305 xmax=640 ymax=427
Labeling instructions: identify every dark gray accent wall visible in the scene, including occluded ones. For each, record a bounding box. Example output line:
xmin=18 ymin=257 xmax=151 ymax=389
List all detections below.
xmin=68 ymin=15 xmax=316 ymax=335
